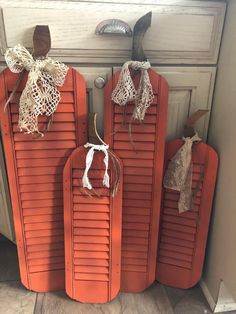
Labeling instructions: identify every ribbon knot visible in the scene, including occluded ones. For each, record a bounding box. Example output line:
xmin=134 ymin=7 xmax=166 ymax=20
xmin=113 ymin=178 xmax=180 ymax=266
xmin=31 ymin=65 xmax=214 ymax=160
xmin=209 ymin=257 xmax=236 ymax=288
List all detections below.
xmin=111 ymin=60 xmax=154 ymax=121
xmin=163 ymin=133 xmax=201 ymax=213
xmin=82 ymin=143 xmax=110 ymax=190
xmin=4 ymin=44 xmax=68 ymax=135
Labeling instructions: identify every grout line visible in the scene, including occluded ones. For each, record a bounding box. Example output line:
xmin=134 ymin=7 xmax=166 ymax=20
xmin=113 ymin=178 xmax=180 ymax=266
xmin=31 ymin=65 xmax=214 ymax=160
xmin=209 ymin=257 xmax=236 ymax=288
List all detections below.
xmin=163 ymin=284 xmax=187 ymax=311
xmin=159 ymin=284 xmax=175 ymax=314
xmin=33 ymin=293 xmax=45 ymax=314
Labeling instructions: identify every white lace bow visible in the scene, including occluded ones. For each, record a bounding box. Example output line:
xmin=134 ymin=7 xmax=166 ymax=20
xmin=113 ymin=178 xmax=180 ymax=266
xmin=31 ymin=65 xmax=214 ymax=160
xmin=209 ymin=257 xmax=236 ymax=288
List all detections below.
xmin=163 ymin=133 xmax=201 ymax=213
xmin=111 ymin=61 xmax=154 ymax=121
xmin=82 ymin=143 xmax=110 ymax=190
xmin=5 ymin=44 xmax=68 ymax=135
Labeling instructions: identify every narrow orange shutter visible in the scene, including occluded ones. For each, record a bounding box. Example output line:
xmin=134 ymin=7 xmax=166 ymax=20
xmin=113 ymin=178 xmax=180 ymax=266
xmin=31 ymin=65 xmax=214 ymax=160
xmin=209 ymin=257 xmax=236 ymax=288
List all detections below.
xmin=0 ymin=68 xmax=87 ymax=292
xmin=104 ymin=69 xmax=168 ymax=292
xmin=156 ymin=139 xmax=218 ymax=288
xmin=63 ymin=146 xmax=123 ymax=303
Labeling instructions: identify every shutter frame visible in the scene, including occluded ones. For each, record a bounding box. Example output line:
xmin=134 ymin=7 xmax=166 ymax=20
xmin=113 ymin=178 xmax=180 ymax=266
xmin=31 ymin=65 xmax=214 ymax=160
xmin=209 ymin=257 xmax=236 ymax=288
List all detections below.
xmin=63 ymin=146 xmax=123 ymax=303
xmin=0 ymin=67 xmax=87 ymax=292
xmin=104 ymin=68 xmax=168 ymax=292
xmin=156 ymin=139 xmax=218 ymax=288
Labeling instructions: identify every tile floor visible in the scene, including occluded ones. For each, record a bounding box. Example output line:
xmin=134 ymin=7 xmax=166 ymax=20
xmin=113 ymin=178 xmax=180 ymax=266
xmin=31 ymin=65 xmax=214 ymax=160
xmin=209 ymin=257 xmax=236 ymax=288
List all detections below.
xmin=0 ymin=237 xmax=232 ymax=314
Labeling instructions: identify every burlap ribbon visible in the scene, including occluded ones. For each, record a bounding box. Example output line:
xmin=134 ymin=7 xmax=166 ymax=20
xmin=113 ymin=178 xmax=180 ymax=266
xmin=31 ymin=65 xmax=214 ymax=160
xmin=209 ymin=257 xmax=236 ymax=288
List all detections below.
xmin=4 ymin=44 xmax=68 ymax=135
xmin=111 ymin=61 xmax=154 ymax=121
xmin=163 ymin=133 xmax=201 ymax=213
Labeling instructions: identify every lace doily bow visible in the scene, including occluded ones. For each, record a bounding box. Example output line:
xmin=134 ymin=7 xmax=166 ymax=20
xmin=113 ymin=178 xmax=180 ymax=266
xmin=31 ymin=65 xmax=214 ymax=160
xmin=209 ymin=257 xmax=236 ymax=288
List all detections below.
xmin=163 ymin=133 xmax=201 ymax=213
xmin=111 ymin=61 xmax=154 ymax=121
xmin=82 ymin=143 xmax=110 ymax=190
xmin=4 ymin=44 xmax=68 ymax=135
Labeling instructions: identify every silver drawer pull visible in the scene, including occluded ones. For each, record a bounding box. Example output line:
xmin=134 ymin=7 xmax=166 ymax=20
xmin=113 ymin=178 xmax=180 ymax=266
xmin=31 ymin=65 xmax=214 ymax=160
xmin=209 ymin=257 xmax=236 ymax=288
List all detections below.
xmin=95 ymin=19 xmax=132 ymax=37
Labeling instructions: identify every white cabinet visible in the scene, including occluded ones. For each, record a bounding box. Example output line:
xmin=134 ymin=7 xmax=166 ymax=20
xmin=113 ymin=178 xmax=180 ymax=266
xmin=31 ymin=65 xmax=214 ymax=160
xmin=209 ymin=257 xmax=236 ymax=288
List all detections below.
xmin=0 ymin=0 xmax=226 ymax=242
xmin=0 ymin=65 xmax=216 ymax=242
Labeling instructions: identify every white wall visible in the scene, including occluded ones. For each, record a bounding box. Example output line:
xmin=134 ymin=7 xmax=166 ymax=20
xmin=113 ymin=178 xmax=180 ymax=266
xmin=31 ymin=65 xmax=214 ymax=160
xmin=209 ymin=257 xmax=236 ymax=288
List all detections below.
xmin=203 ymin=0 xmax=236 ymax=302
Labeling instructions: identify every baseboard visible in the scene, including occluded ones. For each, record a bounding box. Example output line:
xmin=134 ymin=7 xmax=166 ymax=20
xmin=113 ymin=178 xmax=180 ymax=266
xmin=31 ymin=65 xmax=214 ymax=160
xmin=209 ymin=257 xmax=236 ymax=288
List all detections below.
xmin=200 ymin=279 xmax=236 ymax=313
xmin=200 ymin=279 xmax=216 ymax=312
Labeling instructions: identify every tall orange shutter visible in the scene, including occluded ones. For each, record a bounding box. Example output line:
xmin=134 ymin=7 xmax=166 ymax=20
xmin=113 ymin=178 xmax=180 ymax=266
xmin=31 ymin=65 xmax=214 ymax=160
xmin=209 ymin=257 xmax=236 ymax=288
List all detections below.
xmin=63 ymin=146 xmax=123 ymax=303
xmin=156 ymin=140 xmax=218 ymax=288
xmin=104 ymin=69 xmax=168 ymax=292
xmin=0 ymin=68 xmax=87 ymax=292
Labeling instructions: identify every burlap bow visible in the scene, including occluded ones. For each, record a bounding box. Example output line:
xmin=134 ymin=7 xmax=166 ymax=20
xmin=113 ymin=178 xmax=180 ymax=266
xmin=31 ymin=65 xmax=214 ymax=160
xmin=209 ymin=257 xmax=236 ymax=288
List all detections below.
xmin=163 ymin=133 xmax=201 ymax=213
xmin=111 ymin=61 xmax=154 ymax=121
xmin=5 ymin=44 xmax=68 ymax=135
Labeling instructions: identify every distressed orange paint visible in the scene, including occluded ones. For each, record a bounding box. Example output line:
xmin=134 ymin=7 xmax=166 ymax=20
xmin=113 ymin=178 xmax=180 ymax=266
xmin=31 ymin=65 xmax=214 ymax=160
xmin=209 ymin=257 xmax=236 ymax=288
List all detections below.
xmin=63 ymin=146 xmax=123 ymax=303
xmin=0 ymin=67 xmax=87 ymax=292
xmin=156 ymin=139 xmax=218 ymax=288
xmin=104 ymin=69 xmax=168 ymax=292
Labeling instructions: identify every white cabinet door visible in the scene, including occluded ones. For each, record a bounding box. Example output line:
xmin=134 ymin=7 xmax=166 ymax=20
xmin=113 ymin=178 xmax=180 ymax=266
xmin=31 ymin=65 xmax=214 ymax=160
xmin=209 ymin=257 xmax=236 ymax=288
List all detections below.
xmin=73 ymin=67 xmax=112 ymax=136
xmin=155 ymin=67 xmax=216 ymax=141
xmin=114 ymin=66 xmax=216 ymax=141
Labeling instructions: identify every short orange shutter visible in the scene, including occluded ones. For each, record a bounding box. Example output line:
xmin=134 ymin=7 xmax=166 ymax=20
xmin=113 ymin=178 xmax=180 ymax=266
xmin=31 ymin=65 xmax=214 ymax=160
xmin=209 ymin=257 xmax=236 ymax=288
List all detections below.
xmin=104 ymin=69 xmax=168 ymax=292
xmin=63 ymin=146 xmax=123 ymax=303
xmin=156 ymin=139 xmax=218 ymax=288
xmin=0 ymin=68 xmax=87 ymax=292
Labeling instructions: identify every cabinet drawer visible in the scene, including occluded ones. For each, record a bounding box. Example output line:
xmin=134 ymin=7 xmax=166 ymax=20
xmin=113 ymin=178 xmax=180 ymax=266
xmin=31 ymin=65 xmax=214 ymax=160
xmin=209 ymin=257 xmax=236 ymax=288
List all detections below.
xmin=0 ymin=1 xmax=226 ymax=64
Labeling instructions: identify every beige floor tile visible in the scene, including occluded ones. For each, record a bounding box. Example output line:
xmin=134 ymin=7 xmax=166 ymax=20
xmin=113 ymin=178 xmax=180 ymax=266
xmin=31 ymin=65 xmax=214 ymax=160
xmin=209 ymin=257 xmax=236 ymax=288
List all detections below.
xmin=38 ymin=290 xmax=122 ymax=314
xmin=0 ymin=239 xmax=220 ymax=314
xmin=36 ymin=283 xmax=173 ymax=314
xmin=0 ymin=281 xmax=36 ymax=314
xmin=164 ymin=285 xmax=187 ymax=309
xmin=174 ymin=285 xmax=212 ymax=314
xmin=118 ymin=283 xmax=173 ymax=314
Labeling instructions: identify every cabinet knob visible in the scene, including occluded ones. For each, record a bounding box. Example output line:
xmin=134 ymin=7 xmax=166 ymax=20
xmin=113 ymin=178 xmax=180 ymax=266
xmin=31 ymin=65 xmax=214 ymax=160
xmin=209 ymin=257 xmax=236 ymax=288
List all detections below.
xmin=94 ymin=76 xmax=106 ymax=89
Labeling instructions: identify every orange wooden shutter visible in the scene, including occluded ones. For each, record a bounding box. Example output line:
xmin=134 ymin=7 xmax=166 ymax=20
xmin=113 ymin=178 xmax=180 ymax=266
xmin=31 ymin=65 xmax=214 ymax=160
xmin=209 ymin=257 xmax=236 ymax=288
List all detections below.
xmin=63 ymin=146 xmax=123 ymax=303
xmin=104 ymin=69 xmax=168 ymax=292
xmin=0 ymin=68 xmax=87 ymax=292
xmin=156 ymin=139 xmax=218 ymax=288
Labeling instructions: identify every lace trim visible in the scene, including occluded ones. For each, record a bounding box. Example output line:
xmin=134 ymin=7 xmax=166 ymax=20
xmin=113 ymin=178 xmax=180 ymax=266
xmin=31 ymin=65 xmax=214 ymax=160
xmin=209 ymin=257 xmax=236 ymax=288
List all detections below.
xmin=5 ymin=44 xmax=68 ymax=135
xmin=111 ymin=60 xmax=154 ymax=121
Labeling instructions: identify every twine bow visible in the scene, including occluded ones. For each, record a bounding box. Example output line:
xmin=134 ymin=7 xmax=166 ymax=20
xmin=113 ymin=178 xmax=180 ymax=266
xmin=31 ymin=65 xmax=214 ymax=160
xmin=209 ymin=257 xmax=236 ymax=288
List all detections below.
xmin=111 ymin=61 xmax=154 ymax=121
xmin=4 ymin=44 xmax=68 ymax=135
xmin=163 ymin=133 xmax=201 ymax=213
xmin=82 ymin=143 xmax=110 ymax=190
